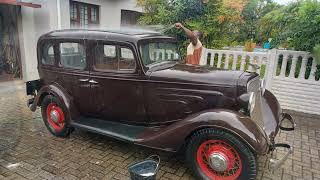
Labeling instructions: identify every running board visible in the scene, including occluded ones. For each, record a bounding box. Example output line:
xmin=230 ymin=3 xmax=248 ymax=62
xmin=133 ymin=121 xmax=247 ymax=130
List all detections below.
xmin=70 ymin=117 xmax=146 ymax=142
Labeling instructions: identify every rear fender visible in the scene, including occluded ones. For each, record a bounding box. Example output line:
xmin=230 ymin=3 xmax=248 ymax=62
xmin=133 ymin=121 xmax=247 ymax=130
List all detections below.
xmin=137 ymin=109 xmax=269 ymax=155
xmin=29 ymin=84 xmax=79 ymax=120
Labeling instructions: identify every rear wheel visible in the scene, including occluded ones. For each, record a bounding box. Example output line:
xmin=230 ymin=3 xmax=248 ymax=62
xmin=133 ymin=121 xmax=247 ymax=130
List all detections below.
xmin=41 ymin=95 xmax=71 ymax=137
xmin=185 ymin=128 xmax=257 ymax=180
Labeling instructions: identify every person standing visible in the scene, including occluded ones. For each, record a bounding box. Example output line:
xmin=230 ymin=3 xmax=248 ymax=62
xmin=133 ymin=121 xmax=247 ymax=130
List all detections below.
xmin=174 ymin=23 xmax=206 ymax=66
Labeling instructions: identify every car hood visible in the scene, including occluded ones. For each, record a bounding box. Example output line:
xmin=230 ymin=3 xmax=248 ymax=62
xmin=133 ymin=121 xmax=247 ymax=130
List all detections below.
xmin=148 ymin=64 xmax=245 ymax=87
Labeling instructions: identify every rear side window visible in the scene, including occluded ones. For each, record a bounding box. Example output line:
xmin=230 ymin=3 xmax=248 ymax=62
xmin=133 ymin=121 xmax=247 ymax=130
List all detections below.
xmin=59 ymin=43 xmax=86 ymax=69
xmin=41 ymin=44 xmax=55 ymax=65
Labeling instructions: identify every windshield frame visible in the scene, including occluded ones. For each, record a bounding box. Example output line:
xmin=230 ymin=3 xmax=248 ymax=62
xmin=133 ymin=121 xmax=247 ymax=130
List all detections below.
xmin=137 ymin=38 xmax=182 ymax=72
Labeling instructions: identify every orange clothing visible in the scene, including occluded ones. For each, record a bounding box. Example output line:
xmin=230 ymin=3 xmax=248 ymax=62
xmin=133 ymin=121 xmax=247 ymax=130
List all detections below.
xmin=186 ymin=47 xmax=203 ymax=65
xmin=186 ymin=39 xmax=205 ymax=65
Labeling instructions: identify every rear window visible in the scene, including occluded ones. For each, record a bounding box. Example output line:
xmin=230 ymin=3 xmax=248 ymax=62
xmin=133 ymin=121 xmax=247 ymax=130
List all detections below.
xmin=59 ymin=43 xmax=86 ymax=69
xmin=41 ymin=44 xmax=55 ymax=65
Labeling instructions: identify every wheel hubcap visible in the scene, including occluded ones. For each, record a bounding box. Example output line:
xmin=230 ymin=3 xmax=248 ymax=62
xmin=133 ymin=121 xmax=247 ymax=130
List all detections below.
xmin=46 ymin=103 xmax=65 ymax=132
xmin=50 ymin=110 xmax=60 ymax=123
xmin=208 ymin=153 xmax=228 ymax=172
xmin=196 ymin=140 xmax=243 ymax=180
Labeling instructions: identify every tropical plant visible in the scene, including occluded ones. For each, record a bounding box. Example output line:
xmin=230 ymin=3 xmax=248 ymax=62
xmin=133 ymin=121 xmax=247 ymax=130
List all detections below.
xmin=259 ymin=0 xmax=320 ymax=52
xmin=137 ymin=0 xmax=247 ymax=51
xmin=238 ymin=0 xmax=280 ymax=43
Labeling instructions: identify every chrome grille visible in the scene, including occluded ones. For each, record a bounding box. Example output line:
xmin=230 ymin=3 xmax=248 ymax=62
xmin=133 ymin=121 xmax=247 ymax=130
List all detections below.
xmin=247 ymin=76 xmax=261 ymax=93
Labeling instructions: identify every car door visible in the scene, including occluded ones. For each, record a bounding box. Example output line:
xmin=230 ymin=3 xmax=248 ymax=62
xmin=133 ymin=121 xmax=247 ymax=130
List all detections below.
xmin=55 ymin=40 xmax=93 ymax=116
xmin=89 ymin=41 xmax=146 ymax=123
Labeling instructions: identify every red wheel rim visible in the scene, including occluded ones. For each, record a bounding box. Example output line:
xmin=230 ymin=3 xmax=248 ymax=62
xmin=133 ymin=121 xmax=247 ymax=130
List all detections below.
xmin=46 ymin=103 xmax=65 ymax=132
xmin=197 ymin=140 xmax=242 ymax=180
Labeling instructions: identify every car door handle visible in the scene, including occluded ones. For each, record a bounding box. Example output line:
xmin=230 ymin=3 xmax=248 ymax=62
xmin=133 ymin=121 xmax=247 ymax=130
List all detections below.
xmin=79 ymin=78 xmax=89 ymax=82
xmin=89 ymin=79 xmax=99 ymax=84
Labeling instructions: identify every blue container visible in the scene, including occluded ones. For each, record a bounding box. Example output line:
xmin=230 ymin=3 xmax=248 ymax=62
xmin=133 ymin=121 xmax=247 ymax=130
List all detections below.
xmin=128 ymin=155 xmax=160 ymax=180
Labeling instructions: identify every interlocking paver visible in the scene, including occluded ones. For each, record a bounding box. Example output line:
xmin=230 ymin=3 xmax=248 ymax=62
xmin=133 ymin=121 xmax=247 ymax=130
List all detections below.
xmin=0 ymin=80 xmax=320 ymax=180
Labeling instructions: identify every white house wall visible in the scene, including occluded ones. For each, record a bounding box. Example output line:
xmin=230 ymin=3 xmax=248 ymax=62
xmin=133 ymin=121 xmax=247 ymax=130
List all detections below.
xmin=63 ymin=0 xmax=142 ymax=29
xmin=20 ymin=0 xmax=142 ymax=81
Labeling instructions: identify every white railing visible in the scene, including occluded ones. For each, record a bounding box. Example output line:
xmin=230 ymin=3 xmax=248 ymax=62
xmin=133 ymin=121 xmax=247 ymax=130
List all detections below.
xmin=203 ymin=49 xmax=269 ymax=75
xmin=152 ymin=50 xmax=179 ymax=61
xmin=201 ymin=48 xmax=320 ymax=115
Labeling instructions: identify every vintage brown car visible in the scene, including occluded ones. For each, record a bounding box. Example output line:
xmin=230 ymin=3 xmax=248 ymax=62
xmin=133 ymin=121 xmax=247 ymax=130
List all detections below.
xmin=27 ymin=29 xmax=295 ymax=180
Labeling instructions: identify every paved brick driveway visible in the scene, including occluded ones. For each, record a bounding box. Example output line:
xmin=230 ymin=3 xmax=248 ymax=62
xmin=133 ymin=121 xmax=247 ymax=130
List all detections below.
xmin=0 ymin=80 xmax=320 ymax=180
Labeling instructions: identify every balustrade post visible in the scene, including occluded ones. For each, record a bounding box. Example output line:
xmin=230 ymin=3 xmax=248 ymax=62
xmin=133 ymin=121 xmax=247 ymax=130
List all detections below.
xmin=265 ymin=49 xmax=277 ymax=90
xmin=224 ymin=54 xmax=230 ymax=69
xmin=232 ymin=54 xmax=237 ymax=70
xmin=299 ymin=56 xmax=308 ymax=79
xmin=217 ymin=53 xmax=222 ymax=68
xmin=208 ymin=52 xmax=214 ymax=67
xmin=202 ymin=49 xmax=209 ymax=66
xmin=289 ymin=55 xmax=298 ymax=78
xmin=280 ymin=54 xmax=288 ymax=77
xmin=310 ymin=58 xmax=317 ymax=81
xmin=240 ymin=54 xmax=246 ymax=71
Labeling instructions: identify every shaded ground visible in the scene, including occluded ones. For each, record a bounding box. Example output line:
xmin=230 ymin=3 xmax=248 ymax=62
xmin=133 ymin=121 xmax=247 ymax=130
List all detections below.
xmin=0 ymin=80 xmax=320 ymax=179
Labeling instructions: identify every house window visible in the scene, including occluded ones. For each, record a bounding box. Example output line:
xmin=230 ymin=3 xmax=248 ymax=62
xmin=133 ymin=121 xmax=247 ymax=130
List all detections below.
xmin=121 ymin=10 xmax=142 ymax=26
xmin=70 ymin=1 xmax=99 ymax=28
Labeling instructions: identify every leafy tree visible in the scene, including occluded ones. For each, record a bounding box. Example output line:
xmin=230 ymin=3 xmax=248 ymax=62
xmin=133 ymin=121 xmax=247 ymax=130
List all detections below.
xmin=137 ymin=0 xmax=320 ymax=55
xmin=238 ymin=0 xmax=280 ymax=43
xmin=137 ymin=0 xmax=246 ymax=51
xmin=259 ymin=0 xmax=320 ymax=52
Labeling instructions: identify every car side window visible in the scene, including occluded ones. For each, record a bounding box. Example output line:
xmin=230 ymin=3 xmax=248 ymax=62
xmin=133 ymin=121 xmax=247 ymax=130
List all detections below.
xmin=59 ymin=43 xmax=86 ymax=69
xmin=119 ymin=47 xmax=135 ymax=70
xmin=95 ymin=45 xmax=118 ymax=71
xmin=41 ymin=44 xmax=55 ymax=65
xmin=95 ymin=44 xmax=136 ymax=72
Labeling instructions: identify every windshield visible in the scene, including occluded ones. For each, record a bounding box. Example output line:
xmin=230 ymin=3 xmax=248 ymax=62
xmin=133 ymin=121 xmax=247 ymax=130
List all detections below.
xmin=140 ymin=42 xmax=181 ymax=67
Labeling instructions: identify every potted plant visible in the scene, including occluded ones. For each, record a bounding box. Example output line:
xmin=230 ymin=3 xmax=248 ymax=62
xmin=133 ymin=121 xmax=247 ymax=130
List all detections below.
xmin=244 ymin=39 xmax=256 ymax=52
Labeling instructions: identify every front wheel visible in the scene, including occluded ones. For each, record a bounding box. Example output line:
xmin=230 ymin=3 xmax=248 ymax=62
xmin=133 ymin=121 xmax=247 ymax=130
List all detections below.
xmin=185 ymin=128 xmax=257 ymax=180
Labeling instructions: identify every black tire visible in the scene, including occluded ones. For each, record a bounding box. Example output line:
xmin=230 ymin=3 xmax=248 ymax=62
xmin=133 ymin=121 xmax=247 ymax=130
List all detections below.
xmin=41 ymin=95 xmax=71 ymax=137
xmin=185 ymin=128 xmax=257 ymax=180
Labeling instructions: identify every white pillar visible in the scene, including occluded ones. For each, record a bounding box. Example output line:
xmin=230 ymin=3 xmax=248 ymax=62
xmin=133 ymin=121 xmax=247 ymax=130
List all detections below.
xmin=57 ymin=0 xmax=62 ymax=29
xmin=264 ymin=49 xmax=277 ymax=90
xmin=18 ymin=7 xmax=39 ymax=82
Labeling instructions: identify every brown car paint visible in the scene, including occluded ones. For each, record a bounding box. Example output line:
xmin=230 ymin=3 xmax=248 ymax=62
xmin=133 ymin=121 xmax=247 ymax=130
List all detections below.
xmin=135 ymin=109 xmax=269 ymax=154
xmin=29 ymin=29 xmax=282 ymax=155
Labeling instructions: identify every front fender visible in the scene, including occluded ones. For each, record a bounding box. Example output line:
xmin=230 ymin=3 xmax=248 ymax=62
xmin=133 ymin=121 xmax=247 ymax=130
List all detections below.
xmin=137 ymin=109 xmax=269 ymax=155
xmin=29 ymin=84 xmax=79 ymax=120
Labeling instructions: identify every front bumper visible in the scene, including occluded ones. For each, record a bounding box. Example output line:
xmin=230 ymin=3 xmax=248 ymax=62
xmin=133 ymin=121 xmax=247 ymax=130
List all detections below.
xmin=268 ymin=112 xmax=296 ymax=170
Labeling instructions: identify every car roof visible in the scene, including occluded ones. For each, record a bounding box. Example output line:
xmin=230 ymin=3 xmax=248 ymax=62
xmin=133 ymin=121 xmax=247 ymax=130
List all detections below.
xmin=39 ymin=29 xmax=176 ymax=43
